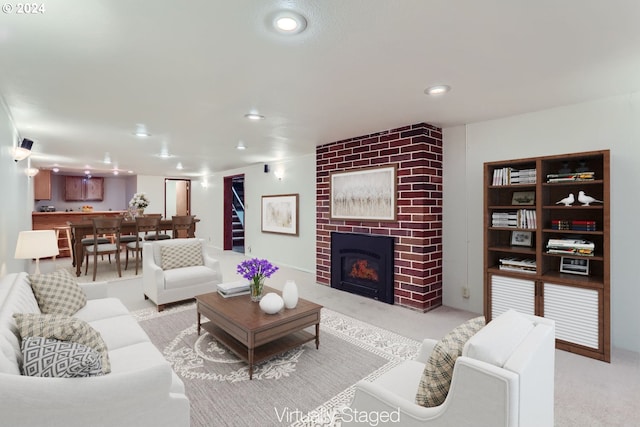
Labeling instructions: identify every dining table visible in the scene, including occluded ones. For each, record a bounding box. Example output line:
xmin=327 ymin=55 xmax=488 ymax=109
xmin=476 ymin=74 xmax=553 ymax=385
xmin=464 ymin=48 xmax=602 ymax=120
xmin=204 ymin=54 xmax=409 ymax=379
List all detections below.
xmin=68 ymin=218 xmax=198 ymax=277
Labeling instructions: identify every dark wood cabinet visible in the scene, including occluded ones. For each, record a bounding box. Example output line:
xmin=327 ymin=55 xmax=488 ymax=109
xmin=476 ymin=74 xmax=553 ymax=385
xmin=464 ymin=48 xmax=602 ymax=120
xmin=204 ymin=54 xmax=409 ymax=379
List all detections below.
xmin=484 ymin=150 xmax=610 ymax=362
xmin=34 ymin=169 xmax=51 ymax=200
xmin=64 ymin=176 xmax=104 ymax=201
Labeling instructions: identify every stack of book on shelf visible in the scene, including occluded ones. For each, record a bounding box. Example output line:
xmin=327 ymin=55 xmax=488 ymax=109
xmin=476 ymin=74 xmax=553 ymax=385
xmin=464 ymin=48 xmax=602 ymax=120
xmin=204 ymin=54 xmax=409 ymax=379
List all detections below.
xmin=571 ymin=220 xmax=597 ymax=231
xmin=492 ymin=167 xmax=537 ymax=185
xmin=499 ymin=257 xmax=536 ymax=274
xmin=492 ymin=209 xmax=536 ymax=229
xmin=217 ymin=280 xmax=250 ymax=298
xmin=546 ymin=171 xmax=595 ymax=183
xmin=551 ymin=219 xmax=571 ymax=230
xmin=546 ymin=238 xmax=595 ymax=256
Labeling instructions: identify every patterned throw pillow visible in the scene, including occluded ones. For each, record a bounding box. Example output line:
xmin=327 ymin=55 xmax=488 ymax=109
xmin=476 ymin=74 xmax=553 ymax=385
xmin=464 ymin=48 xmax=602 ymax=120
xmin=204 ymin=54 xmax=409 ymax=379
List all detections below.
xmin=160 ymin=242 xmax=203 ymax=270
xmin=415 ymin=316 xmax=486 ymax=407
xmin=28 ymin=269 xmax=87 ymax=316
xmin=21 ymin=337 xmax=103 ymax=377
xmin=13 ymin=313 xmax=110 ymax=374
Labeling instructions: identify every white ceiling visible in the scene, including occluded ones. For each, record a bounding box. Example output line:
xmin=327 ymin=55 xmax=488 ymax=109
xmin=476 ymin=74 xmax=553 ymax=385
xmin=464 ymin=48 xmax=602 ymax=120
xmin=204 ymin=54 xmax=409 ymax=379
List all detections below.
xmin=2 ymin=1 xmax=640 ymax=177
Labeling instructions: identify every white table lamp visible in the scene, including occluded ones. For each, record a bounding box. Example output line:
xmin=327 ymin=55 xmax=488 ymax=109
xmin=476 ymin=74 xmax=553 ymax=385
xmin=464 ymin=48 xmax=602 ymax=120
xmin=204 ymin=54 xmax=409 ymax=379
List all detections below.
xmin=14 ymin=230 xmax=60 ymax=275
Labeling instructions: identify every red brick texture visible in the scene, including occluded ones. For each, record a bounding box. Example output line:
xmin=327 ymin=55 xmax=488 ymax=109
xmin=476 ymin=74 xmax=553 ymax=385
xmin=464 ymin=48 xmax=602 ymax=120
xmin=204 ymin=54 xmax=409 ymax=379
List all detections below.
xmin=316 ymin=122 xmax=443 ymax=312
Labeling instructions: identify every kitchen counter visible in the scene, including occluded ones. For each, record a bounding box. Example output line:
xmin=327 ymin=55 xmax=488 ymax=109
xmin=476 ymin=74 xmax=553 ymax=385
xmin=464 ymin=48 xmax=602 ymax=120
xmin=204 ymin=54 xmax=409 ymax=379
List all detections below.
xmin=32 ymin=211 xmax=128 ymax=230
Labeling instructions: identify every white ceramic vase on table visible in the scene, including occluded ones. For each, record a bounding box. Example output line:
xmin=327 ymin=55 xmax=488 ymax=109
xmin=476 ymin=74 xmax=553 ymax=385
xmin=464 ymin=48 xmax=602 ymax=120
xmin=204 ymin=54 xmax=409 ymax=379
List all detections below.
xmin=282 ymin=280 xmax=299 ymax=309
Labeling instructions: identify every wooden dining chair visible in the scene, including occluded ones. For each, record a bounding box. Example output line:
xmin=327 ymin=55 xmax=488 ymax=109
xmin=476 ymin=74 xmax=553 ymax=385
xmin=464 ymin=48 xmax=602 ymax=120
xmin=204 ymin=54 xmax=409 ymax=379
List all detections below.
xmin=142 ymin=214 xmax=171 ymax=241
xmin=171 ymin=215 xmax=195 ymax=238
xmin=125 ymin=215 xmax=161 ymax=275
xmin=84 ymin=217 xmax=123 ymax=281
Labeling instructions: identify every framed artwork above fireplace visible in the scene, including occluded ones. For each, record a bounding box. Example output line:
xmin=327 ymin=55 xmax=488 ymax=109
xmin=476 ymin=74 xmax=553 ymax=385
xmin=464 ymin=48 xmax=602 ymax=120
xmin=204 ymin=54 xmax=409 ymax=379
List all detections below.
xmin=330 ymin=165 xmax=397 ymax=221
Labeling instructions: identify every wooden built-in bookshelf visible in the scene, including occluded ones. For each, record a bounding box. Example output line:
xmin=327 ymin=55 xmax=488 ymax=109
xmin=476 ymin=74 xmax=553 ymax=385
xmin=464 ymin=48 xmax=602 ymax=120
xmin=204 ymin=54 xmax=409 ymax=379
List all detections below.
xmin=484 ymin=150 xmax=610 ymax=362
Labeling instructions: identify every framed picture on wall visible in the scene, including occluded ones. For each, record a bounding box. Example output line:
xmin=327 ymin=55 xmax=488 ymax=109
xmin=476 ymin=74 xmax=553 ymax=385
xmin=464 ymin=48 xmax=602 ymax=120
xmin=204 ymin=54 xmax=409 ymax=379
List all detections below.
xmin=329 ymin=165 xmax=397 ymax=221
xmin=261 ymin=193 xmax=299 ymax=236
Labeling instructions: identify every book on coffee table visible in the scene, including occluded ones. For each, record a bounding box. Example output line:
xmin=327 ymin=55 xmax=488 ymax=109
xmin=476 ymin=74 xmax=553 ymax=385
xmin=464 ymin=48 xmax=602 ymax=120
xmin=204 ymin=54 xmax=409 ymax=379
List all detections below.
xmin=217 ymin=280 xmax=250 ymax=298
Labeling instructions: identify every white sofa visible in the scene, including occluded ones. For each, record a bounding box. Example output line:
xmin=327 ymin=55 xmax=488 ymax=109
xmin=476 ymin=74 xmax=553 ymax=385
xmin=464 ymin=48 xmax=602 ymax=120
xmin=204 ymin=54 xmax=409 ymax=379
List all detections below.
xmin=143 ymin=238 xmax=222 ymax=311
xmin=344 ymin=310 xmax=555 ymax=427
xmin=0 ymin=272 xmax=190 ymax=427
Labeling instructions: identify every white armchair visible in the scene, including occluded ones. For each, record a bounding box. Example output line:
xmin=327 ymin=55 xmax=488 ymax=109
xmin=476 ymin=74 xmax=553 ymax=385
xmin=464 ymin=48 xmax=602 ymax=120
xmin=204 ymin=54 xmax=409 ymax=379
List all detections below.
xmin=344 ymin=310 xmax=555 ymax=427
xmin=143 ymin=238 xmax=222 ymax=311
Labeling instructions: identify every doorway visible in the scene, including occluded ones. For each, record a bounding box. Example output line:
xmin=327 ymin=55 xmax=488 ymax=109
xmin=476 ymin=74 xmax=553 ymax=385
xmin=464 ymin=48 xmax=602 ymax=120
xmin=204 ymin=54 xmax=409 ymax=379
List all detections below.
xmin=165 ymin=178 xmax=191 ymax=218
xmin=223 ymin=174 xmax=244 ymax=253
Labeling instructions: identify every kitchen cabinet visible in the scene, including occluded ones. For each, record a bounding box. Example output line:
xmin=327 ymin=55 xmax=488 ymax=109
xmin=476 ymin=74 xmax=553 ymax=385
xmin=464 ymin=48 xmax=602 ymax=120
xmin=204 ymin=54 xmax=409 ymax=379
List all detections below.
xmin=34 ymin=169 xmax=51 ymax=200
xmin=64 ymin=176 xmax=104 ymax=201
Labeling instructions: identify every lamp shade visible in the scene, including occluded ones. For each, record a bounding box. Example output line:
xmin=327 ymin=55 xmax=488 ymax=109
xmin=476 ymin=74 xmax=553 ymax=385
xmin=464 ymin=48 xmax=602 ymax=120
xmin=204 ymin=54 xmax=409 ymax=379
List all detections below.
xmin=15 ymin=230 xmax=59 ymax=260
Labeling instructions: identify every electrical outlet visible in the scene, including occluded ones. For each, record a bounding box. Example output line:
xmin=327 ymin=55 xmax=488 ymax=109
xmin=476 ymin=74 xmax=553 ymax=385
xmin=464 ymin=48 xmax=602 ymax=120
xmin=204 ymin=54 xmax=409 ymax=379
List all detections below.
xmin=462 ymin=287 xmax=470 ymax=299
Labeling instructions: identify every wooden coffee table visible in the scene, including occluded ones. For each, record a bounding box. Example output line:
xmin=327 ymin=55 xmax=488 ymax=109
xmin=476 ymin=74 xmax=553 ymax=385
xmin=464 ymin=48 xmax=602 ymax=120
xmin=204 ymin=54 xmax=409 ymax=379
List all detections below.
xmin=195 ymin=287 xmax=322 ymax=379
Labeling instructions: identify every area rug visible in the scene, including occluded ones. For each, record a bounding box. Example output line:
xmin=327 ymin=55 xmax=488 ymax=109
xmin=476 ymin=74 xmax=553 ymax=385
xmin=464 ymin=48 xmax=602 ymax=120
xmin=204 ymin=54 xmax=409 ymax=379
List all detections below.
xmin=133 ymin=303 xmax=420 ymax=427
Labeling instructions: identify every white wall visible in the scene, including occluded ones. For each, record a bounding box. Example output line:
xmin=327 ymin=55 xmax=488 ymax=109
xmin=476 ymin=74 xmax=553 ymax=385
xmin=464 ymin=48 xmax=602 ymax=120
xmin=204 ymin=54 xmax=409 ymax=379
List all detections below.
xmin=135 ymin=175 xmax=165 ymax=216
xmin=442 ymin=92 xmax=640 ymax=352
xmin=0 ymin=99 xmax=34 ymax=276
xmin=191 ymin=154 xmax=317 ymax=274
xmin=138 ymin=154 xmax=316 ymax=277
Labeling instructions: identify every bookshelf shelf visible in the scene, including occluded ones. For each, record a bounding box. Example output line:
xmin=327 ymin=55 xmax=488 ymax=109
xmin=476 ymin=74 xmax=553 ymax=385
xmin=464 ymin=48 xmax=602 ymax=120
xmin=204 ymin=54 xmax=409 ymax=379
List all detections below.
xmin=484 ymin=150 xmax=610 ymax=362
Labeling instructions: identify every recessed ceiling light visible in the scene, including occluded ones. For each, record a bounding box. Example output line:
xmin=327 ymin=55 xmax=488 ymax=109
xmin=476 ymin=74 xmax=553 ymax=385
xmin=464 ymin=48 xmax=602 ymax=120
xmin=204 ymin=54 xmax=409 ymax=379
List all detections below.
xmin=128 ymin=170 xmax=134 ymax=174
xmin=176 ymin=162 xmax=183 ymax=170
xmin=113 ymin=170 xmax=119 ymax=176
xmin=244 ymin=113 xmax=265 ymax=121
xmin=134 ymin=124 xmax=151 ymax=137
xmin=84 ymin=170 xmax=91 ymax=175
xmin=272 ymin=11 xmax=307 ymax=34
xmin=52 ymin=167 xmax=59 ymax=173
xmin=236 ymin=141 xmax=246 ymax=150
xmin=424 ymin=85 xmax=451 ymax=96
xmin=103 ymin=152 xmax=111 ymax=164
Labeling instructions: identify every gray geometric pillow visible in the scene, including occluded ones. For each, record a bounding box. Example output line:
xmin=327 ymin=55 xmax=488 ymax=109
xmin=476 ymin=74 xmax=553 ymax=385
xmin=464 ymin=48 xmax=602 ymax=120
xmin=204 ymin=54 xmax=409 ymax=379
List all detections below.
xmin=160 ymin=242 xmax=203 ymax=270
xmin=28 ymin=269 xmax=87 ymax=316
xmin=21 ymin=337 xmax=103 ymax=377
xmin=415 ymin=316 xmax=485 ymax=407
xmin=13 ymin=313 xmax=110 ymax=374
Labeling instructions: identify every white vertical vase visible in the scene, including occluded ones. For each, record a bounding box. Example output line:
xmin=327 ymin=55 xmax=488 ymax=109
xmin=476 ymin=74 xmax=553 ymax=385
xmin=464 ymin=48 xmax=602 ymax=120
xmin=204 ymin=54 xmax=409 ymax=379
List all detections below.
xmin=282 ymin=280 xmax=299 ymax=309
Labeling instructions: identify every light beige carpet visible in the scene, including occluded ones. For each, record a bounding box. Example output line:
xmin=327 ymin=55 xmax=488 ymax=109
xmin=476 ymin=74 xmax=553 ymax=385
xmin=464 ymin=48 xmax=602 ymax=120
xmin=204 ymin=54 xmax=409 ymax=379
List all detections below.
xmin=133 ymin=303 xmax=420 ymax=427
xmin=56 ymin=253 xmax=141 ymax=284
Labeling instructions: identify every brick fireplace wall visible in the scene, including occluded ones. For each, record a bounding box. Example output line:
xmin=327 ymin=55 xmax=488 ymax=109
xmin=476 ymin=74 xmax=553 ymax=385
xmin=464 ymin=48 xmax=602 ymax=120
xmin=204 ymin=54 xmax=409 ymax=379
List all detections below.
xmin=316 ymin=122 xmax=443 ymax=312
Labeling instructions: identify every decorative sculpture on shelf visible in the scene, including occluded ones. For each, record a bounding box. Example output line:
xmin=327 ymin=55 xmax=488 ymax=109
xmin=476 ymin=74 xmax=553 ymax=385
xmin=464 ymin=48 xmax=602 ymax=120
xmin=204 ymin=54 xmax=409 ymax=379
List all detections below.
xmin=555 ymin=193 xmax=574 ymax=206
xmin=578 ymin=191 xmax=603 ymax=206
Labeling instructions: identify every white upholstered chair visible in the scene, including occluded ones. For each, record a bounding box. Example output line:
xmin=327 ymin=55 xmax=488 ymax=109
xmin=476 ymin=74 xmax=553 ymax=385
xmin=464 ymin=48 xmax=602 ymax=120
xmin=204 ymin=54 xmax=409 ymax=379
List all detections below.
xmin=142 ymin=238 xmax=222 ymax=311
xmin=343 ymin=310 xmax=556 ymax=427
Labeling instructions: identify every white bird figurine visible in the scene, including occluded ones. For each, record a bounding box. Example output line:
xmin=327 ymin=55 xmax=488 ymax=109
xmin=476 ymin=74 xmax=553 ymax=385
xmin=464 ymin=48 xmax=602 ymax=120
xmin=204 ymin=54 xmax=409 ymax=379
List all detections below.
xmin=556 ymin=193 xmax=574 ymax=206
xmin=578 ymin=191 xmax=603 ymax=206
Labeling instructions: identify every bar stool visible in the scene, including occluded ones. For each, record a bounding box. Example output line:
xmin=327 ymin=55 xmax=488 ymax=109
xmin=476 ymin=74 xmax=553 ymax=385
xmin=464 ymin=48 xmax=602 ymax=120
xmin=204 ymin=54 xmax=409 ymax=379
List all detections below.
xmin=53 ymin=225 xmax=72 ymax=260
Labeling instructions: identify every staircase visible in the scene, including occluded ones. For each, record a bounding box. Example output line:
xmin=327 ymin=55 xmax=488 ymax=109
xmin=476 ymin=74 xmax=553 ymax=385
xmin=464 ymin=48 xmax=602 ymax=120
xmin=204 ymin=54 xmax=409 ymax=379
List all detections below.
xmin=232 ymin=210 xmax=244 ymax=247
xmin=231 ymin=177 xmax=245 ymax=252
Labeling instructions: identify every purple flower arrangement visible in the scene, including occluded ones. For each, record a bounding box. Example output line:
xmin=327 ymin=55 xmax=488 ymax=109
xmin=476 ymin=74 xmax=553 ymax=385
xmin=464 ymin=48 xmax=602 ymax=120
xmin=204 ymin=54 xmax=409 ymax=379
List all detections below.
xmin=237 ymin=258 xmax=279 ymax=282
xmin=237 ymin=258 xmax=279 ymax=301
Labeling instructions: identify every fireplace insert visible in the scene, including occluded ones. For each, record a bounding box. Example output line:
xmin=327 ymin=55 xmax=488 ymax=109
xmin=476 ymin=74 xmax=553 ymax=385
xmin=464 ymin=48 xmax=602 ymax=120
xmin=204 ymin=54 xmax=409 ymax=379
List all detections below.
xmin=330 ymin=232 xmax=394 ymax=304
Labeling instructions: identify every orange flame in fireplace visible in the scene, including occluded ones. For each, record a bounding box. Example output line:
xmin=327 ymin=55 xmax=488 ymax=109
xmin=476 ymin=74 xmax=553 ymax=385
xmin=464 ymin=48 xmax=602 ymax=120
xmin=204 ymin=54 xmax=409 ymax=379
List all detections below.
xmin=349 ymin=259 xmax=379 ymax=281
